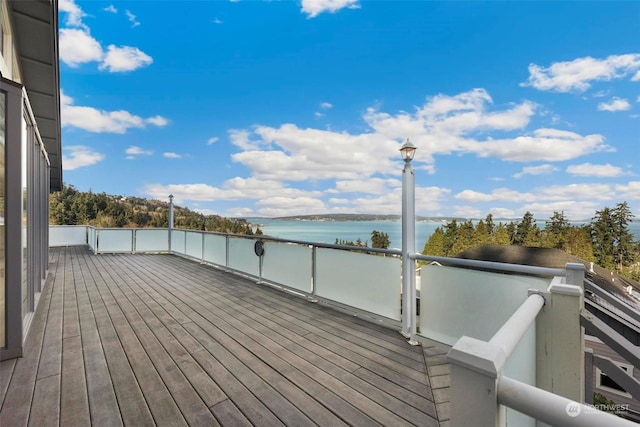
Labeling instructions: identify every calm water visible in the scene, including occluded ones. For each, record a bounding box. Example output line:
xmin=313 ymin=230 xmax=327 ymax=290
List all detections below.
xmin=250 ymin=219 xmax=640 ymax=250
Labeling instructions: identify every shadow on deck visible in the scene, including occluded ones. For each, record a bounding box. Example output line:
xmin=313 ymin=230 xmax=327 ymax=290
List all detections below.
xmin=1 ymin=247 xmax=449 ymax=426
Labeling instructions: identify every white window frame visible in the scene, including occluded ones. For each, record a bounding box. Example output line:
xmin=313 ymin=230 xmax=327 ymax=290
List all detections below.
xmin=596 ymin=362 xmax=634 ymax=398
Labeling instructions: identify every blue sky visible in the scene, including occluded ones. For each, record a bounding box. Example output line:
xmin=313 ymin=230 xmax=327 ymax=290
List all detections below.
xmin=59 ymin=0 xmax=639 ymax=220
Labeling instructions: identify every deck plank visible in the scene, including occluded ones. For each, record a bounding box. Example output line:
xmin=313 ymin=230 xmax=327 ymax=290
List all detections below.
xmin=0 ymin=247 xmax=445 ymax=427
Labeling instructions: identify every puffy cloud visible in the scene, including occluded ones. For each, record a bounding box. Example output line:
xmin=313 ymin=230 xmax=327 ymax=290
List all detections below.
xmin=301 ymin=0 xmax=360 ymax=18
xmin=59 ymin=0 xmax=87 ymax=28
xmin=597 ymin=97 xmax=632 ymax=112
xmin=522 ymin=54 xmax=640 ymax=92
xmin=207 ymin=137 xmax=219 ymax=145
xmin=59 ymin=28 xmax=103 ymax=67
xmin=566 ymin=163 xmax=627 ymax=177
xmin=320 ymin=102 xmax=333 ymax=109
xmin=62 ymin=146 xmax=105 ymax=170
xmin=513 ymin=164 xmax=558 ymax=178
xmin=255 ymin=197 xmax=327 ymax=217
xmin=104 ymin=5 xmax=118 ymax=13
xmin=142 ymin=178 xmax=321 ymax=203
xmin=61 ymin=91 xmax=169 ymax=134
xmin=99 ymin=45 xmax=153 ymax=72
xmin=615 ymin=181 xmax=640 ymax=200
xmin=231 ymin=125 xmax=399 ymax=181
xmin=163 ymin=152 xmax=182 ymax=159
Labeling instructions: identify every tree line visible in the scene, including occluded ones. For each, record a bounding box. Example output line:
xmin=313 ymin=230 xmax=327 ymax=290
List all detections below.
xmin=422 ymin=202 xmax=639 ymax=281
xmin=49 ymin=184 xmax=256 ymax=235
xmin=335 ymin=230 xmax=391 ymax=249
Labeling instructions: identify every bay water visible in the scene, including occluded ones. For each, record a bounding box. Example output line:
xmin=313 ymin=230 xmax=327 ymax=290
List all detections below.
xmin=250 ymin=218 xmax=640 ymax=251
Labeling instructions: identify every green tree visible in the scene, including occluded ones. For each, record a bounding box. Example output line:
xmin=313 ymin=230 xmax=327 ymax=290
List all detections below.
xmin=422 ymin=227 xmax=447 ymax=257
xmin=591 ymin=206 xmax=617 ymax=269
xmin=612 ymin=202 xmax=636 ymax=269
xmin=370 ymin=230 xmax=391 ymax=249
xmin=514 ymin=212 xmax=536 ymax=245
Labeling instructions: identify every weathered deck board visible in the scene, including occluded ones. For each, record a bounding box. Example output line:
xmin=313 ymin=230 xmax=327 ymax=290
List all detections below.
xmin=0 ymin=247 xmax=448 ymax=426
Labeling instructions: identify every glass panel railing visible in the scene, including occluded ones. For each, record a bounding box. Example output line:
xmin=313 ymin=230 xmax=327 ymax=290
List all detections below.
xmin=49 ymin=225 xmax=87 ymax=246
xmin=96 ymin=229 xmax=134 ymax=253
xmin=203 ymin=234 xmax=226 ymax=266
xmin=171 ymin=230 xmax=186 ymax=255
xmin=315 ymin=249 xmax=401 ymax=320
xmin=228 ymin=237 xmax=260 ymax=277
xmin=418 ymin=265 xmax=549 ymax=344
xmin=185 ymin=231 xmax=203 ymax=259
xmin=419 ymin=265 xmax=550 ymax=427
xmin=135 ymin=229 xmax=168 ymax=253
xmin=262 ymin=241 xmax=312 ymax=293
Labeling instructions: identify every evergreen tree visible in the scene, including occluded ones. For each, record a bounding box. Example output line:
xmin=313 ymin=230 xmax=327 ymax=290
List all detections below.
xmin=612 ymin=202 xmax=636 ymax=269
xmin=370 ymin=230 xmax=391 ymax=249
xmin=422 ymin=227 xmax=447 ymax=257
xmin=591 ymin=207 xmax=616 ymax=269
xmin=514 ymin=211 xmax=536 ymax=245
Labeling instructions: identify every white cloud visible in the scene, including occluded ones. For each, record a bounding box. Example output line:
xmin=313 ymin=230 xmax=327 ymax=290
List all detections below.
xmin=597 ymin=97 xmax=631 ymax=112
xmin=231 ymin=125 xmax=399 ymax=181
xmin=320 ymin=102 xmax=333 ymax=109
xmin=163 ymin=152 xmax=182 ymax=159
xmin=59 ymin=0 xmax=87 ymax=28
xmin=125 ymin=10 xmax=141 ymax=27
xmin=522 ymin=54 xmax=640 ymax=92
xmin=59 ymin=28 xmax=103 ymax=67
xmin=213 ymin=18 xmax=223 ymax=24
xmin=62 ymin=146 xmax=105 ymax=170
xmin=207 ymin=137 xmax=219 ymax=145
xmin=255 ymin=197 xmax=327 ymax=217
xmin=126 ymin=146 xmax=153 ymax=158
xmin=566 ymin=163 xmax=627 ymax=177
xmin=99 ymin=45 xmax=153 ymax=72
xmin=615 ymin=181 xmax=640 ymax=200
xmin=146 ymin=116 xmax=169 ymax=127
xmin=301 ymin=0 xmax=360 ymax=18
xmin=142 ymin=178 xmax=322 ymax=204
xmin=61 ymin=91 xmax=169 ymax=134
xmin=329 ymin=178 xmax=401 ymax=194
xmin=513 ymin=164 xmax=558 ymax=178
xmin=104 ymin=5 xmax=118 ymax=13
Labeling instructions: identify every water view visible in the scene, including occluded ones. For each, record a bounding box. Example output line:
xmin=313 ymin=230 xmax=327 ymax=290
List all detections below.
xmin=251 ymin=218 xmax=640 ymax=251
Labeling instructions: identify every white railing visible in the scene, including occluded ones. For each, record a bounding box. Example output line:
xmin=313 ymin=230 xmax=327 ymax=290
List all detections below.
xmin=50 ymin=225 xmax=402 ymax=323
xmin=50 ymin=225 xmax=632 ymax=425
xmin=447 ymin=266 xmax=637 ymax=426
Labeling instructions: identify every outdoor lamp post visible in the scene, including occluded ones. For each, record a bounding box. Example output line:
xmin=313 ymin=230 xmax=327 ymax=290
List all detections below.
xmin=400 ymin=139 xmax=418 ymax=344
xmin=168 ymin=194 xmax=174 ymax=253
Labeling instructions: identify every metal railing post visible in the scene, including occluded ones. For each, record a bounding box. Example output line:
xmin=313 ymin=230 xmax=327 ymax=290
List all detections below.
xmin=310 ymin=245 xmax=318 ymax=302
xmin=168 ymin=194 xmax=174 ymax=253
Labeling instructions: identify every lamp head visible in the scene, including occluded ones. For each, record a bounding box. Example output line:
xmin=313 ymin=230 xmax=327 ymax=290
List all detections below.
xmin=399 ymin=138 xmax=417 ymax=162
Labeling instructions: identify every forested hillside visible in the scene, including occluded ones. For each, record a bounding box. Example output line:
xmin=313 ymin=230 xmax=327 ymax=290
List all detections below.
xmin=49 ymin=184 xmax=255 ymax=235
xmin=421 ymin=202 xmax=640 ymax=281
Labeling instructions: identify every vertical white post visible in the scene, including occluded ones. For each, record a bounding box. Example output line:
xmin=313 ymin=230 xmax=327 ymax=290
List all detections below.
xmin=536 ymin=269 xmax=584 ymax=403
xmin=401 ymin=139 xmax=417 ymax=343
xmin=448 ymin=336 xmax=505 ymax=427
xmin=168 ymin=194 xmax=174 ymax=253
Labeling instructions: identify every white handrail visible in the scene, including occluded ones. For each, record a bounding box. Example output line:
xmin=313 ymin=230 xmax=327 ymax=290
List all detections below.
xmin=489 ymin=293 xmax=545 ymax=362
xmin=498 ymin=375 xmax=636 ymax=427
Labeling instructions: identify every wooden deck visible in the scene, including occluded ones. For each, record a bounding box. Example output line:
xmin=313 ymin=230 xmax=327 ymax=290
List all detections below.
xmin=0 ymin=247 xmax=450 ymax=426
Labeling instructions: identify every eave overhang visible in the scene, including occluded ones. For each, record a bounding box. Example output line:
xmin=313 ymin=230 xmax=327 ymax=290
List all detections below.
xmin=9 ymin=0 xmax=62 ymax=191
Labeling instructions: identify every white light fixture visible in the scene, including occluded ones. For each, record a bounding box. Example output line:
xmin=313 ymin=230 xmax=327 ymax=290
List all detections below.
xmin=399 ymin=138 xmax=417 ymax=162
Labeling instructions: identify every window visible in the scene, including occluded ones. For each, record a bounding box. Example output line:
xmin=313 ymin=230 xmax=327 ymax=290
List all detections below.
xmin=596 ymin=363 xmax=634 ymax=397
